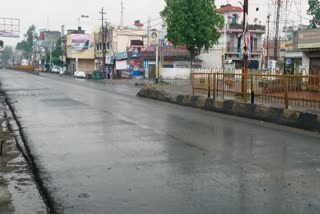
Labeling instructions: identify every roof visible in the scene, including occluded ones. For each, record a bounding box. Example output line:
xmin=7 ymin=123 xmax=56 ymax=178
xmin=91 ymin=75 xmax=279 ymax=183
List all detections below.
xmin=217 ymin=6 xmax=243 ymax=13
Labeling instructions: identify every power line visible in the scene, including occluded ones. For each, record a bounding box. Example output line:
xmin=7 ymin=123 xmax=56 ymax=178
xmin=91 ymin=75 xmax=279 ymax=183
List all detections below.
xmin=142 ymin=17 xmax=162 ymax=25
xmin=149 ymin=22 xmax=165 ymax=29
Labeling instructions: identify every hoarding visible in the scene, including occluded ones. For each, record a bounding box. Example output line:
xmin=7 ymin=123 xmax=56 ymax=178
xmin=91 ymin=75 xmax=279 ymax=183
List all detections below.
xmin=297 ymin=29 xmax=320 ymax=49
xmin=149 ymin=31 xmax=159 ymax=46
xmin=71 ymin=34 xmax=90 ymax=50
xmin=0 ymin=18 xmax=20 ymax=38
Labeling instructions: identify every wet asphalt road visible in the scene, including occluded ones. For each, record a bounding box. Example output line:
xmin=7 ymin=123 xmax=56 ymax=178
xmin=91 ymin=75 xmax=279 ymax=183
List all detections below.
xmin=1 ymin=69 xmax=320 ymax=214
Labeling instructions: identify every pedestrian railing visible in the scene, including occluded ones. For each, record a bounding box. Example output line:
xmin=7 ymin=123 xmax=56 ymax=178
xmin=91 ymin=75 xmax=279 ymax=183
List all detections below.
xmin=191 ymin=71 xmax=320 ymax=109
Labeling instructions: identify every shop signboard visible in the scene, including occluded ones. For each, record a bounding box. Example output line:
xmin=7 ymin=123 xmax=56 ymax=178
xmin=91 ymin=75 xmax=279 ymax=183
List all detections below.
xmin=298 ymin=29 xmax=320 ymax=49
xmin=116 ymin=60 xmax=127 ymax=70
xmin=115 ymin=52 xmax=129 ymax=60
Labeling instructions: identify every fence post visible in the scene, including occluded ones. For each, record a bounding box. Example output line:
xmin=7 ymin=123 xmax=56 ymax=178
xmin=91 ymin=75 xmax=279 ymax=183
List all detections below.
xmin=284 ymin=76 xmax=289 ymax=109
xmin=251 ymin=75 xmax=255 ymax=104
xmin=208 ymin=74 xmax=211 ymax=98
xmin=213 ymin=73 xmax=216 ymax=99
xmin=222 ymin=72 xmax=225 ymax=100
xmin=191 ymin=73 xmax=195 ymax=95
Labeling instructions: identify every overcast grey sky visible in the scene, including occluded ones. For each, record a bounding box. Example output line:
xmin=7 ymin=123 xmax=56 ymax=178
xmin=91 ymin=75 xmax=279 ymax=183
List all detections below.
xmin=1 ymin=0 xmax=310 ymax=46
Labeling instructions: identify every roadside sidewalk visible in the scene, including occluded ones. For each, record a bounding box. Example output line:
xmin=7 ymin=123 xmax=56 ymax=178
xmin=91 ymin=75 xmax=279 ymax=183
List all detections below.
xmin=0 ymin=96 xmax=46 ymax=213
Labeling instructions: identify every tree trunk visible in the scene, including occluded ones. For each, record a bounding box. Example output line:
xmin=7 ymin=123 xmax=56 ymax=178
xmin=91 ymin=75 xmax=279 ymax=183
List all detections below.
xmin=189 ymin=50 xmax=195 ymax=69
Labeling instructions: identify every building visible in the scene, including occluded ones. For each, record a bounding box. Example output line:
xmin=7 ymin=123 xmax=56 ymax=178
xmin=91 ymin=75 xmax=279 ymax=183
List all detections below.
xmin=280 ymin=28 xmax=320 ymax=77
xmin=65 ymin=27 xmax=95 ymax=74
xmin=93 ymin=21 xmax=149 ymax=76
xmin=37 ymin=30 xmax=61 ymax=51
xmin=205 ymin=4 xmax=266 ymax=69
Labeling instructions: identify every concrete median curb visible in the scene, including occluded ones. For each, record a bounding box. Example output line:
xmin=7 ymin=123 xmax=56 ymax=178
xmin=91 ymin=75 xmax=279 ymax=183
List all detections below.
xmin=137 ymin=87 xmax=320 ymax=132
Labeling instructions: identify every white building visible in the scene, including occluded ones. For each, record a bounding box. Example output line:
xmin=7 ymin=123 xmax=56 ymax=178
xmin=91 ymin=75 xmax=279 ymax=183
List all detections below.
xmin=199 ymin=4 xmax=266 ymax=69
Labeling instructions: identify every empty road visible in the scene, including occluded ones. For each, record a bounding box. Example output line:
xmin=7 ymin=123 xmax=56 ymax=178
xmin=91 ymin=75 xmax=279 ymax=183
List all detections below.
xmin=1 ymin=69 xmax=320 ymax=214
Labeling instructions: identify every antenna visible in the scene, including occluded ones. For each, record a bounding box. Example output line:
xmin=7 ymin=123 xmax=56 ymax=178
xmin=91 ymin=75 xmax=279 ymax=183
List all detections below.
xmin=47 ymin=16 xmax=49 ymax=30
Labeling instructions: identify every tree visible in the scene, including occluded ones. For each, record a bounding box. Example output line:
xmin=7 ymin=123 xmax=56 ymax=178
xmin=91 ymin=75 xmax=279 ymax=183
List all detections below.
xmin=308 ymin=0 xmax=320 ymax=28
xmin=51 ymin=38 xmax=64 ymax=66
xmin=161 ymin=0 xmax=224 ymax=65
xmin=0 ymin=46 xmax=13 ymax=64
xmin=16 ymin=25 xmax=36 ymax=58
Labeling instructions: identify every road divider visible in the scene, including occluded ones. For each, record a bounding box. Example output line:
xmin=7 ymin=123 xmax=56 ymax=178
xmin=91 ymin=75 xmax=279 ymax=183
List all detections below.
xmin=137 ymin=87 xmax=320 ymax=132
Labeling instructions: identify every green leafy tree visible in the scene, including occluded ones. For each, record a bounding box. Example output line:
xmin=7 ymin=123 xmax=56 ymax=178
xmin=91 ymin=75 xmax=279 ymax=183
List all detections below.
xmin=51 ymin=38 xmax=64 ymax=66
xmin=16 ymin=25 xmax=36 ymax=58
xmin=308 ymin=0 xmax=320 ymax=28
xmin=0 ymin=46 xmax=13 ymax=64
xmin=161 ymin=0 xmax=224 ymax=65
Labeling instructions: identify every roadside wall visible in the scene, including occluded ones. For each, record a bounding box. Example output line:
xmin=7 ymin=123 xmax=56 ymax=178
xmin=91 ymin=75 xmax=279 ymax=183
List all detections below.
xmin=160 ymin=68 xmax=191 ymax=80
xmin=198 ymin=48 xmax=223 ymax=68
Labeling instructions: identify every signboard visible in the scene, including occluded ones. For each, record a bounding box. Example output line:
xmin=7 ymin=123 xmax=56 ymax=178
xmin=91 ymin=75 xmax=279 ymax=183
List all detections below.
xmin=71 ymin=34 xmax=90 ymax=50
xmin=115 ymin=52 xmax=129 ymax=60
xmin=143 ymin=60 xmax=149 ymax=68
xmin=106 ymin=55 xmax=114 ymax=64
xmin=116 ymin=60 xmax=127 ymax=70
xmin=0 ymin=18 xmax=20 ymax=38
xmin=268 ymin=60 xmax=276 ymax=70
xmin=298 ymin=29 xmax=320 ymax=49
xmin=150 ymin=31 xmax=159 ymax=46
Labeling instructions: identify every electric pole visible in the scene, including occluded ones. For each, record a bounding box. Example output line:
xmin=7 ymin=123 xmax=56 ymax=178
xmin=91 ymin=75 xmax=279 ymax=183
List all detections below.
xmin=100 ymin=8 xmax=107 ymax=75
xmin=242 ymin=0 xmax=249 ymax=97
xmin=274 ymin=0 xmax=281 ymax=61
xmin=147 ymin=16 xmax=151 ymax=46
xmin=120 ymin=1 xmax=124 ymax=27
xmin=266 ymin=14 xmax=270 ymax=67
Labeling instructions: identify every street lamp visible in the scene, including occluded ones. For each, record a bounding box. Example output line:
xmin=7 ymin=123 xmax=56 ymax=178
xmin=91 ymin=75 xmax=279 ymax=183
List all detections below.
xmin=78 ymin=15 xmax=89 ymax=28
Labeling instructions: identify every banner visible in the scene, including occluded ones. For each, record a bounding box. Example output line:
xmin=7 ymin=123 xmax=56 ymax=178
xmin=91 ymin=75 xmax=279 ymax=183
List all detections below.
xmin=116 ymin=60 xmax=127 ymax=70
xmin=149 ymin=31 xmax=159 ymax=46
xmin=71 ymin=34 xmax=90 ymax=50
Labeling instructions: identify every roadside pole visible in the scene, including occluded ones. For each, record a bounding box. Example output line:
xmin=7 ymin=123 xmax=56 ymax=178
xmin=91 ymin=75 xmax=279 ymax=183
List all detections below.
xmin=242 ymin=0 xmax=249 ymax=101
xmin=100 ymin=8 xmax=107 ymax=77
xmin=155 ymin=45 xmax=159 ymax=84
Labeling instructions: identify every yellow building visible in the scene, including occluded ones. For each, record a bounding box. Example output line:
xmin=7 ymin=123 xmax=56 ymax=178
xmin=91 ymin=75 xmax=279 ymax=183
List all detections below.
xmin=66 ymin=31 xmax=95 ymax=73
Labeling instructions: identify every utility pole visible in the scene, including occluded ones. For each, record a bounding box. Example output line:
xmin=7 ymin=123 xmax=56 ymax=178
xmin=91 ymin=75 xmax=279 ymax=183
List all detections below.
xmin=266 ymin=14 xmax=270 ymax=67
xmin=147 ymin=16 xmax=151 ymax=46
xmin=242 ymin=0 xmax=249 ymax=98
xmin=274 ymin=0 xmax=281 ymax=61
xmin=120 ymin=1 xmax=124 ymax=27
xmin=100 ymin=8 xmax=107 ymax=75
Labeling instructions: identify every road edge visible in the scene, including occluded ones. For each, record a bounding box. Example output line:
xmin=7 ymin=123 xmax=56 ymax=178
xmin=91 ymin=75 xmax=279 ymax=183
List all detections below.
xmin=2 ymin=91 xmax=59 ymax=214
xmin=137 ymin=87 xmax=320 ymax=133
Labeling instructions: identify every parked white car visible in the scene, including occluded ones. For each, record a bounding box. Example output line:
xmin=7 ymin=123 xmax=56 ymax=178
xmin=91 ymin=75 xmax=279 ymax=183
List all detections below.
xmin=51 ymin=66 xmax=60 ymax=73
xmin=74 ymin=70 xmax=86 ymax=78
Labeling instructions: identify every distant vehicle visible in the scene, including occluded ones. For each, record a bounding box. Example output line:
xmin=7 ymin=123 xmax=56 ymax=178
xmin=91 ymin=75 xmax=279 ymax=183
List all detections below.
xmin=51 ymin=66 xmax=60 ymax=73
xmin=21 ymin=59 xmax=29 ymax=66
xmin=74 ymin=70 xmax=86 ymax=78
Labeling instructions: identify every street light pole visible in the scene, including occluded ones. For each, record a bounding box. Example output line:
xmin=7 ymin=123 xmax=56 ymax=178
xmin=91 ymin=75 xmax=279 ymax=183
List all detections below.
xmin=78 ymin=15 xmax=89 ymax=29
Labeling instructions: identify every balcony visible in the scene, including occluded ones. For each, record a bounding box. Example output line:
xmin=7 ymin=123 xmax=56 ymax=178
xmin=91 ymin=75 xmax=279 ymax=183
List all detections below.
xmin=225 ymin=46 xmax=263 ymax=55
xmin=227 ymin=24 xmax=266 ymax=33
